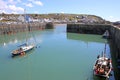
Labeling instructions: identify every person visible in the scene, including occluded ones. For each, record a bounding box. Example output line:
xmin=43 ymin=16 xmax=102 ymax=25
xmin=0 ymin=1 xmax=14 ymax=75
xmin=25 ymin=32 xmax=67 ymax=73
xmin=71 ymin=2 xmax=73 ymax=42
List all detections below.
xmin=20 ymin=51 xmax=25 ymax=55
xmin=94 ymin=64 xmax=98 ymax=70
xmin=95 ymin=68 xmax=99 ymax=74
xmin=99 ymin=67 xmax=105 ymax=75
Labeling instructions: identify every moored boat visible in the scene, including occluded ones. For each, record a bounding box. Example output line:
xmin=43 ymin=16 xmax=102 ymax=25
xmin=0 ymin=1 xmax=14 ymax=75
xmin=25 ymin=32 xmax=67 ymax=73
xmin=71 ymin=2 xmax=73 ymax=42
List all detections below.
xmin=11 ymin=9 xmax=35 ymax=57
xmin=93 ymin=55 xmax=112 ymax=78
xmin=11 ymin=43 xmax=35 ymax=56
xmin=93 ymin=43 xmax=112 ymax=79
xmin=102 ymin=30 xmax=110 ymax=39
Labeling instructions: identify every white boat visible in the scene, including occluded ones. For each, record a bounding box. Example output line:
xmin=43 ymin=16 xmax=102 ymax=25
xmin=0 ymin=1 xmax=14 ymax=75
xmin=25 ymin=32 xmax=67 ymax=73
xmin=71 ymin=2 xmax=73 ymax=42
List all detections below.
xmin=11 ymin=9 xmax=35 ymax=56
xmin=93 ymin=44 xmax=112 ymax=78
xmin=102 ymin=30 xmax=110 ymax=39
xmin=11 ymin=43 xmax=35 ymax=56
xmin=93 ymin=55 xmax=112 ymax=78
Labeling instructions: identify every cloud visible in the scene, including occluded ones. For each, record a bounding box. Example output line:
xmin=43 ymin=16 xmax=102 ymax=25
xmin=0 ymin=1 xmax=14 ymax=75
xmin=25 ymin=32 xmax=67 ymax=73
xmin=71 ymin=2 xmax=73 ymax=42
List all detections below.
xmin=0 ymin=0 xmax=24 ymax=14
xmin=0 ymin=0 xmax=43 ymax=14
xmin=8 ymin=5 xmax=24 ymax=14
xmin=34 ymin=1 xmax=43 ymax=6
xmin=0 ymin=0 xmax=7 ymax=10
xmin=28 ymin=0 xmax=43 ymax=6
xmin=24 ymin=3 xmax=33 ymax=7
xmin=8 ymin=5 xmax=23 ymax=11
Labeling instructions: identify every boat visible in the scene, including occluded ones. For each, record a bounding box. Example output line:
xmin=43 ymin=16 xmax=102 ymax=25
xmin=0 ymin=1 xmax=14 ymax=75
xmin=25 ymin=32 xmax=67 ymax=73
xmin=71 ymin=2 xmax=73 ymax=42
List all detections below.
xmin=11 ymin=9 xmax=35 ymax=56
xmin=11 ymin=43 xmax=35 ymax=56
xmin=93 ymin=44 xmax=112 ymax=78
xmin=102 ymin=30 xmax=110 ymax=39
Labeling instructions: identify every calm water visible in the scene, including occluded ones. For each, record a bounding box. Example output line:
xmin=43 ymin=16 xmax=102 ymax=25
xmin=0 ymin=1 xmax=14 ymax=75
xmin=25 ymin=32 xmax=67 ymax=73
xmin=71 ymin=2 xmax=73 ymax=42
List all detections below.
xmin=0 ymin=24 xmax=115 ymax=80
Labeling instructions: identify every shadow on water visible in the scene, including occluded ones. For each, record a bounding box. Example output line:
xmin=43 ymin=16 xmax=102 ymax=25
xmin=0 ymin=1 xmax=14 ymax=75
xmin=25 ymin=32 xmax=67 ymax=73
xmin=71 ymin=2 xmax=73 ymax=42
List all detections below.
xmin=93 ymin=76 xmax=109 ymax=80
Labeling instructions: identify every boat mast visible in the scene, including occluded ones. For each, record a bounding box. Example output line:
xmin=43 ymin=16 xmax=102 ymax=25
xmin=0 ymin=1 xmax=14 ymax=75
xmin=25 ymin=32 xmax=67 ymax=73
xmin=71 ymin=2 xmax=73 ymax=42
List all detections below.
xmin=24 ymin=9 xmax=28 ymax=44
xmin=24 ymin=9 xmax=26 ymax=23
xmin=103 ymin=43 xmax=107 ymax=57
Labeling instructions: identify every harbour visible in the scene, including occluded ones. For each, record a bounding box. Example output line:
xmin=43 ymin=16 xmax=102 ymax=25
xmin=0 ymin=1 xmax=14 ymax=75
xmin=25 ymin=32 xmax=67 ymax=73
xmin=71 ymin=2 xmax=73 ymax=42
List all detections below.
xmin=0 ymin=24 xmax=115 ymax=80
xmin=1 ymin=0 xmax=120 ymax=79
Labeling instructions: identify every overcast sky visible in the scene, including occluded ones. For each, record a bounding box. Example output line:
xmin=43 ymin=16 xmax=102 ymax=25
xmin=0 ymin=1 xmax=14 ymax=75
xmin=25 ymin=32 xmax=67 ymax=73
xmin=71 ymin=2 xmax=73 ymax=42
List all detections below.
xmin=0 ymin=0 xmax=120 ymax=22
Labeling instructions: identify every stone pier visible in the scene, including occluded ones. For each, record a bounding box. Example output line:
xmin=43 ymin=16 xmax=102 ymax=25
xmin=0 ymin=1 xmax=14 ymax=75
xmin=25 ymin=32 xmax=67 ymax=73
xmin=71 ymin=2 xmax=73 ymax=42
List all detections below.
xmin=0 ymin=22 xmax=54 ymax=35
xmin=67 ymin=24 xmax=111 ymax=34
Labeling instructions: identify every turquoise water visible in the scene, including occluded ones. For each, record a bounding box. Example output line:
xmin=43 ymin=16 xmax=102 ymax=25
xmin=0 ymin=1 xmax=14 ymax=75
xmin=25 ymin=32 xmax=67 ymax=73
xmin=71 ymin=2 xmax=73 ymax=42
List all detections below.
xmin=0 ymin=24 xmax=115 ymax=80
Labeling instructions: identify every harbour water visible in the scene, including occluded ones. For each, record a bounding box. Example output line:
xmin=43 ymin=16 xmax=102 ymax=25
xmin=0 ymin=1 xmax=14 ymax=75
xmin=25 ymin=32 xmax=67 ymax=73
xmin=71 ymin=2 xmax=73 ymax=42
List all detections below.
xmin=0 ymin=24 xmax=115 ymax=80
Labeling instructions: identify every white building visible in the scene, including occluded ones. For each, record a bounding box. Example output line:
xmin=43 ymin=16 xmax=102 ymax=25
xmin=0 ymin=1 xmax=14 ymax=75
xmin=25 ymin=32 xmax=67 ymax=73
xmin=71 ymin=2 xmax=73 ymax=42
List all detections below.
xmin=18 ymin=15 xmax=25 ymax=22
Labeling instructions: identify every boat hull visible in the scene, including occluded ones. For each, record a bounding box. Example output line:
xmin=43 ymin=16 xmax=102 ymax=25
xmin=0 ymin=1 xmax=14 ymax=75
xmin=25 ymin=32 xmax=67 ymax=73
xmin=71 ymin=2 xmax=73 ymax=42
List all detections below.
xmin=93 ymin=70 xmax=110 ymax=78
xmin=12 ymin=45 xmax=35 ymax=56
xmin=102 ymin=36 xmax=109 ymax=39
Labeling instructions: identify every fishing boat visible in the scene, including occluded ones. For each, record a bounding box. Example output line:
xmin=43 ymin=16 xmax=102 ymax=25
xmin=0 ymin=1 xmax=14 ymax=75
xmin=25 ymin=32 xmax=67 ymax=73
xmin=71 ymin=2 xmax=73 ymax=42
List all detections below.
xmin=93 ymin=44 xmax=112 ymax=78
xmin=102 ymin=30 xmax=110 ymax=39
xmin=11 ymin=43 xmax=35 ymax=56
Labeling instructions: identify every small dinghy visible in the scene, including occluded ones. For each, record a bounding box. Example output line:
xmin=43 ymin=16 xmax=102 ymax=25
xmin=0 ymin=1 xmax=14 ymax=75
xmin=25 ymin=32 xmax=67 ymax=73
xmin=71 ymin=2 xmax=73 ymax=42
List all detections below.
xmin=102 ymin=30 xmax=110 ymax=39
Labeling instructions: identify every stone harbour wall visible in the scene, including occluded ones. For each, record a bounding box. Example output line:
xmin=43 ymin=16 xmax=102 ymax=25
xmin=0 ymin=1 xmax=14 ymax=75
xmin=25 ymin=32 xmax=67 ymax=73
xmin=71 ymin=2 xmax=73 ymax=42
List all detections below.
xmin=110 ymin=26 xmax=120 ymax=58
xmin=67 ymin=24 xmax=111 ymax=34
xmin=0 ymin=22 xmax=54 ymax=35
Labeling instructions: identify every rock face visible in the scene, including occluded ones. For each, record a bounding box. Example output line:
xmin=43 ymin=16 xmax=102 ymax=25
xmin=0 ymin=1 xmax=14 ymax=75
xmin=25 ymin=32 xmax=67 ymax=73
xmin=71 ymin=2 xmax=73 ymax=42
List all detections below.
xmin=67 ymin=23 xmax=120 ymax=58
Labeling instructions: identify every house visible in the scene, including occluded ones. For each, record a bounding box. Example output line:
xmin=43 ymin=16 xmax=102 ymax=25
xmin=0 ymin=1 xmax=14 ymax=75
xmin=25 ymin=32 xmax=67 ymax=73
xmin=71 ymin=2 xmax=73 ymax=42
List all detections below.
xmin=18 ymin=15 xmax=25 ymax=22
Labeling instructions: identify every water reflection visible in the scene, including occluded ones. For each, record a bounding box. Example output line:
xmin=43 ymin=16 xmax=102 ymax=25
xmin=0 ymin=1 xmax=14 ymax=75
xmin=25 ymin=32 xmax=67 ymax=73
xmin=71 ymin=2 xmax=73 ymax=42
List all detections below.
xmin=0 ymin=33 xmax=29 ymax=46
xmin=0 ymin=31 xmax=43 ymax=47
xmin=67 ymin=33 xmax=105 ymax=43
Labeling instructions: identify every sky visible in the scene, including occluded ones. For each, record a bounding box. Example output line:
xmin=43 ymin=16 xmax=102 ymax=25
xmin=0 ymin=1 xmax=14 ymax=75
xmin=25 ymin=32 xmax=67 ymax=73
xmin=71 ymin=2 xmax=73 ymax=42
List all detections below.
xmin=0 ymin=0 xmax=120 ymax=22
